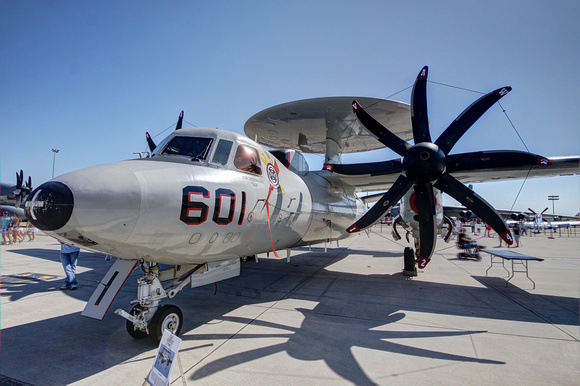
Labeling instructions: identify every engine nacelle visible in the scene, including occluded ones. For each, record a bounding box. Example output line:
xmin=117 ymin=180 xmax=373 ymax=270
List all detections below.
xmin=399 ymin=188 xmax=444 ymax=239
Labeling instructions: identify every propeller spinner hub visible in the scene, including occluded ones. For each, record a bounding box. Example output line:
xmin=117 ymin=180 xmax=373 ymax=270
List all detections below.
xmin=402 ymin=142 xmax=446 ymax=183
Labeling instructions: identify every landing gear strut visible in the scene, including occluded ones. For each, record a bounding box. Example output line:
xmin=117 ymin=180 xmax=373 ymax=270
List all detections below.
xmin=126 ymin=305 xmax=150 ymax=339
xmin=116 ymin=261 xmax=196 ymax=344
xmin=115 ymin=257 xmax=241 ymax=344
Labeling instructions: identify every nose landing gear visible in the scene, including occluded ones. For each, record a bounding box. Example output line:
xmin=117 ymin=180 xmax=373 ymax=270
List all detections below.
xmin=115 ymin=257 xmax=241 ymax=344
xmin=116 ymin=261 xmax=199 ymax=344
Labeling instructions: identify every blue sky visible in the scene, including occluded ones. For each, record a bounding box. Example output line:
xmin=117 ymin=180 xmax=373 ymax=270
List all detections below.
xmin=1 ymin=0 xmax=578 ymax=215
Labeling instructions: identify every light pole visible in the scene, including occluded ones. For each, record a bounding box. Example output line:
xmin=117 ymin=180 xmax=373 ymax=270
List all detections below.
xmin=52 ymin=149 xmax=59 ymax=178
xmin=548 ymin=195 xmax=559 ymax=215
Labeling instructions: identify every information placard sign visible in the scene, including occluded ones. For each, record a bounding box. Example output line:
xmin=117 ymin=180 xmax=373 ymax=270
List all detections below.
xmin=146 ymin=330 xmax=182 ymax=386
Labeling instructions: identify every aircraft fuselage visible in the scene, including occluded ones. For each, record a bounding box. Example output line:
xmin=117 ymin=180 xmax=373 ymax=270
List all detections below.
xmin=25 ymin=127 xmax=364 ymax=265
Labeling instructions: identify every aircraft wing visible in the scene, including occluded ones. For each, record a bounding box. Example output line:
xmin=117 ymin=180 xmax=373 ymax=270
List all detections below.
xmin=320 ymin=153 xmax=579 ymax=193
xmin=246 ymin=75 xmax=576 ymax=273
xmin=0 ymin=182 xmax=16 ymax=202
xmin=246 ymin=98 xmax=578 ymax=193
xmin=444 ymin=205 xmax=580 ymax=222
xmin=443 ymin=205 xmax=520 ymax=219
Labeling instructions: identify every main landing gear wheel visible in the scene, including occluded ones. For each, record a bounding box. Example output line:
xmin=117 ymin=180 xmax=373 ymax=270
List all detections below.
xmin=126 ymin=305 xmax=149 ymax=339
xmin=149 ymin=305 xmax=183 ymax=344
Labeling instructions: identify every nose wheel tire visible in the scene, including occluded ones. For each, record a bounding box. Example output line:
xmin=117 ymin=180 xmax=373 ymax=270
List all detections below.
xmin=149 ymin=305 xmax=183 ymax=344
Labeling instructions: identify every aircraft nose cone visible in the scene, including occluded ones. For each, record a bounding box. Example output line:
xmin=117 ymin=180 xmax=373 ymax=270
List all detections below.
xmin=25 ymin=181 xmax=74 ymax=231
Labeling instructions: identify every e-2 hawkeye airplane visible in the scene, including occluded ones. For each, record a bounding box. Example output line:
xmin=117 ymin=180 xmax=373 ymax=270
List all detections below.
xmin=507 ymin=207 xmax=580 ymax=230
xmin=23 ymin=67 xmax=579 ymax=343
xmin=444 ymin=205 xmax=580 ymax=229
xmin=0 ymin=170 xmax=32 ymax=218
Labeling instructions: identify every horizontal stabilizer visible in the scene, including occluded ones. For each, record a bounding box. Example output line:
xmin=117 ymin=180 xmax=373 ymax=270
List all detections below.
xmin=81 ymin=258 xmax=138 ymax=320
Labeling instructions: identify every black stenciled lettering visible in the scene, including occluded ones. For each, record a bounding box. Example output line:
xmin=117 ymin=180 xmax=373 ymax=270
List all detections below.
xmin=180 ymin=186 xmax=209 ymax=225
xmin=213 ymin=188 xmax=235 ymax=225
xmin=238 ymin=191 xmax=246 ymax=225
xmin=180 ymin=186 xmax=247 ymax=226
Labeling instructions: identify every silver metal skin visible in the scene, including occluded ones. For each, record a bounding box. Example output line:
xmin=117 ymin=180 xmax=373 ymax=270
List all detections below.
xmin=27 ymin=127 xmax=365 ymax=265
xmin=23 ymin=94 xmax=579 ymax=341
xmin=25 ymin=126 xmax=365 ymax=342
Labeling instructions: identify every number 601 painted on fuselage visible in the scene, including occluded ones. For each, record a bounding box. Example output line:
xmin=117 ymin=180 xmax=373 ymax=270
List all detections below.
xmin=180 ymin=186 xmax=247 ymax=226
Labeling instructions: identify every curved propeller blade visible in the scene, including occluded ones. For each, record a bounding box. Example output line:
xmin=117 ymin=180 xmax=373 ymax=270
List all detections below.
xmin=352 ymin=100 xmax=411 ymax=157
xmin=16 ymin=170 xmax=23 ymax=188
xmin=146 ymin=132 xmax=157 ymax=152
xmin=411 ymin=66 xmax=431 ymax=144
xmin=347 ymin=175 xmax=413 ymax=233
xmin=13 ymin=170 xmax=24 ymax=196
xmin=14 ymin=170 xmax=29 ymax=208
xmin=328 ymin=159 xmax=402 ymax=176
xmin=175 ymin=110 xmax=184 ymax=131
xmin=415 ymin=183 xmax=437 ymax=268
xmin=435 ymin=87 xmax=511 ymax=155
xmin=434 ymin=173 xmax=513 ymax=245
xmin=446 ymin=151 xmax=550 ymax=173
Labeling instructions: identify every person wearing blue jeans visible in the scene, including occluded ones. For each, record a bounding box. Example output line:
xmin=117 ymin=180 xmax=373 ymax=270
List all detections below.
xmin=60 ymin=243 xmax=80 ymax=290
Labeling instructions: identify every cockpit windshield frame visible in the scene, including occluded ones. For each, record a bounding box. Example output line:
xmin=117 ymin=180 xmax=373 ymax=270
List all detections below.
xmin=159 ymin=136 xmax=214 ymax=161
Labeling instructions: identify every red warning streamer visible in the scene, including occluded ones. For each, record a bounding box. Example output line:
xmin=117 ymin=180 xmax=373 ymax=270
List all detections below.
xmin=265 ymin=185 xmax=280 ymax=258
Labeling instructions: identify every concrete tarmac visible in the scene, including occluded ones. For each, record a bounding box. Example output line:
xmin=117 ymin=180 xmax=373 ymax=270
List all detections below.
xmin=1 ymin=227 xmax=578 ymax=385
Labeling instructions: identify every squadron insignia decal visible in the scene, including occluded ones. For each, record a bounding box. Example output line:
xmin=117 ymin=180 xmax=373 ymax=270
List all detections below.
xmin=267 ymin=163 xmax=280 ymax=189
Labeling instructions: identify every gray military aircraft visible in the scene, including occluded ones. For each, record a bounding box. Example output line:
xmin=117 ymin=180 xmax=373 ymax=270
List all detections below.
xmin=508 ymin=207 xmax=580 ymax=230
xmin=23 ymin=67 xmax=579 ymax=343
xmin=1 ymin=170 xmax=32 ymax=218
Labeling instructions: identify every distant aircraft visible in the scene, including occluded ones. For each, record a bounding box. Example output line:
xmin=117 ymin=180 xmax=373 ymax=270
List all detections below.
xmin=0 ymin=171 xmax=31 ymax=218
xmin=509 ymin=207 xmax=580 ymax=230
xmin=23 ymin=66 xmax=579 ymax=343
xmin=0 ymin=205 xmax=25 ymax=218
xmin=440 ymin=205 xmax=580 ymax=233
xmin=513 ymin=207 xmax=547 ymax=230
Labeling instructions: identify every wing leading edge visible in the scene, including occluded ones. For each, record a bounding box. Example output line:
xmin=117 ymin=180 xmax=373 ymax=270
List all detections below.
xmin=322 ymin=154 xmax=579 ymax=193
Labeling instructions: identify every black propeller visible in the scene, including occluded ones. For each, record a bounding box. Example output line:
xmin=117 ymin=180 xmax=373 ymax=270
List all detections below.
xmin=343 ymin=66 xmax=517 ymax=268
xmin=14 ymin=170 xmax=32 ymax=208
xmin=527 ymin=207 xmax=549 ymax=215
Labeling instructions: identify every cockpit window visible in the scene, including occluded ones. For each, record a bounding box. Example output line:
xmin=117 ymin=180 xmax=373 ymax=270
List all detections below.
xmin=160 ymin=137 xmax=213 ymax=160
xmin=212 ymin=139 xmax=233 ymax=166
xmin=234 ymin=144 xmax=262 ymax=175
